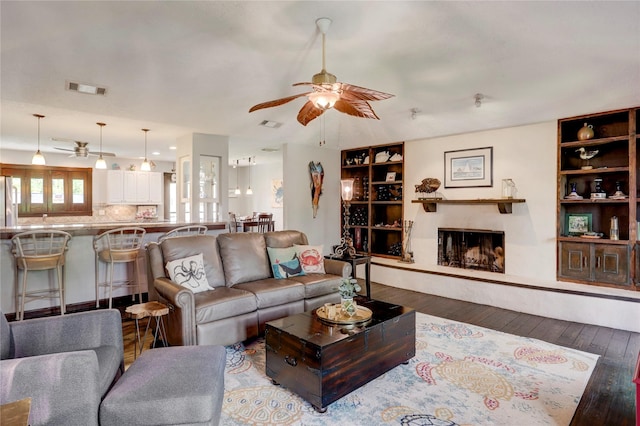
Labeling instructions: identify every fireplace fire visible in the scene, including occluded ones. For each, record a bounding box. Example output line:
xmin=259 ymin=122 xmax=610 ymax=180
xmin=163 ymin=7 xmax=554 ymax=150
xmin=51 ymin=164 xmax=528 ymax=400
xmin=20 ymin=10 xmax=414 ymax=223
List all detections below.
xmin=438 ymin=228 xmax=505 ymax=273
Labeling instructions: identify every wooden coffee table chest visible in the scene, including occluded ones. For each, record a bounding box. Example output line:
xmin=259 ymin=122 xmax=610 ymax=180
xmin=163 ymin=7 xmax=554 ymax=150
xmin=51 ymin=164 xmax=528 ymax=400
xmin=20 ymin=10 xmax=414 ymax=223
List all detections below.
xmin=265 ymin=298 xmax=415 ymax=412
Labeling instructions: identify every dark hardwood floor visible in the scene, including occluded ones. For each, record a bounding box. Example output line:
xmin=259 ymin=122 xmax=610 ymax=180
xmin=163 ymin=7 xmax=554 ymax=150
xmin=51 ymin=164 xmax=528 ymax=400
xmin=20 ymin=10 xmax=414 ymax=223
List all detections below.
xmin=120 ymin=282 xmax=639 ymax=426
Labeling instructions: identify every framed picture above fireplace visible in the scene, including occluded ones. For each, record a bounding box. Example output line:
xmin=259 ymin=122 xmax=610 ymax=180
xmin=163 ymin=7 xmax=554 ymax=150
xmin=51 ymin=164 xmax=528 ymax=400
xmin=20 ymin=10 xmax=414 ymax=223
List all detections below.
xmin=444 ymin=147 xmax=493 ymax=188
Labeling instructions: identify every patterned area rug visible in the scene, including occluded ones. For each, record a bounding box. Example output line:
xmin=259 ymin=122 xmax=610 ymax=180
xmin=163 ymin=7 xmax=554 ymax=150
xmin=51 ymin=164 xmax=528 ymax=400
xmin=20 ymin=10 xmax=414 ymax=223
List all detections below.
xmin=221 ymin=313 xmax=598 ymax=425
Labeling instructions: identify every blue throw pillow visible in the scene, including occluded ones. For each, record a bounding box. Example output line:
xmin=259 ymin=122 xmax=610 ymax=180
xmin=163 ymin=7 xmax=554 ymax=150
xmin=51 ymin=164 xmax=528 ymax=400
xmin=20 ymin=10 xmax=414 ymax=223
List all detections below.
xmin=267 ymin=247 xmax=306 ymax=279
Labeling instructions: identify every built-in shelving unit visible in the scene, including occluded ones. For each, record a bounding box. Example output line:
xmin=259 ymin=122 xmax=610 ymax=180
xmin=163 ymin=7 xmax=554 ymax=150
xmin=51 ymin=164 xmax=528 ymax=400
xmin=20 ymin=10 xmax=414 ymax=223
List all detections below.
xmin=341 ymin=142 xmax=404 ymax=259
xmin=412 ymin=198 xmax=526 ymax=214
xmin=556 ymin=106 xmax=638 ymax=289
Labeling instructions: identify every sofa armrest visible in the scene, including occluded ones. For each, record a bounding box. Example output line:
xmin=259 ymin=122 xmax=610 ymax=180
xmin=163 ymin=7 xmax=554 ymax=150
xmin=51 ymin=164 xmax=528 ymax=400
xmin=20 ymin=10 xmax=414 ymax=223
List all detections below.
xmin=9 ymin=309 xmax=123 ymax=359
xmin=153 ymin=277 xmax=197 ymax=346
xmin=0 ymin=351 xmax=101 ymax=426
xmin=324 ymin=258 xmax=352 ymax=278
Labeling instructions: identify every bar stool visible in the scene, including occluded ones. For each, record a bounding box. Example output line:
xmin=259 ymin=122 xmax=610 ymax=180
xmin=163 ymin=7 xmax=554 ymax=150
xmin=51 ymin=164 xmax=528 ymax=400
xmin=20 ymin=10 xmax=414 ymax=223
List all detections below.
xmin=94 ymin=227 xmax=146 ymax=309
xmin=11 ymin=230 xmax=72 ymax=321
xmin=157 ymin=225 xmax=207 ymax=243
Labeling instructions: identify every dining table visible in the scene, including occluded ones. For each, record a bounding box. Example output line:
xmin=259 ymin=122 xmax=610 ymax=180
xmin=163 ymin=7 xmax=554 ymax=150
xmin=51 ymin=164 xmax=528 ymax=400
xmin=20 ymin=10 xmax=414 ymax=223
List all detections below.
xmin=237 ymin=218 xmax=274 ymax=232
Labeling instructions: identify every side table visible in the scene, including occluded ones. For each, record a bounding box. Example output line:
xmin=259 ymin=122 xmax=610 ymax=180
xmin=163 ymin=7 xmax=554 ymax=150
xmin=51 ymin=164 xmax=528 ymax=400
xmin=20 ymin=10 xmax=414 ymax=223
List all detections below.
xmin=325 ymin=254 xmax=372 ymax=298
xmin=125 ymin=301 xmax=169 ymax=359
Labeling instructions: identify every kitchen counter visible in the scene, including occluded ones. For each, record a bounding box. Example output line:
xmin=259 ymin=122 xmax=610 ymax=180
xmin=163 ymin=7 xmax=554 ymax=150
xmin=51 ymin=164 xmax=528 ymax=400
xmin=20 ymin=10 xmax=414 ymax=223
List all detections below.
xmin=0 ymin=221 xmax=227 ymax=239
xmin=0 ymin=221 xmax=228 ymax=315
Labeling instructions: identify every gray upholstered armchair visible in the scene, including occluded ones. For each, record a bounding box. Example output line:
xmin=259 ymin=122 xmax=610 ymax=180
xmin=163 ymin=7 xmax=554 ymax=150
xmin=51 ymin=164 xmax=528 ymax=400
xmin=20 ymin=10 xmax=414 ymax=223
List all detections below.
xmin=0 ymin=309 xmax=124 ymax=426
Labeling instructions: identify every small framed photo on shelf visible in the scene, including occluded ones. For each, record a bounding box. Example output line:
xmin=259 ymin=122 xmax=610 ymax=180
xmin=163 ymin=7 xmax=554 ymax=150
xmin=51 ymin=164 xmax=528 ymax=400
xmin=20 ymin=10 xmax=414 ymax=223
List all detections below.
xmin=565 ymin=213 xmax=592 ymax=236
xmin=385 ymin=172 xmax=396 ymax=182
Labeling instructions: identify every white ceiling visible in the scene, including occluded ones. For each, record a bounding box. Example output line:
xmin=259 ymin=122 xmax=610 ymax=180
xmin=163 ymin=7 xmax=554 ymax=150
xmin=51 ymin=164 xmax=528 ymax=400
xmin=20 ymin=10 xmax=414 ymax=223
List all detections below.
xmin=1 ymin=1 xmax=639 ymax=165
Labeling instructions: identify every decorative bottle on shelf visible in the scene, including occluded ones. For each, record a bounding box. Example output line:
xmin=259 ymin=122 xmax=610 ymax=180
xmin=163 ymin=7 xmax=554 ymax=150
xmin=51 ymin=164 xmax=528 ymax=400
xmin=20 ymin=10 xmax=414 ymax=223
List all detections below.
xmin=610 ymin=216 xmax=619 ymax=240
xmin=577 ymin=123 xmax=594 ymax=141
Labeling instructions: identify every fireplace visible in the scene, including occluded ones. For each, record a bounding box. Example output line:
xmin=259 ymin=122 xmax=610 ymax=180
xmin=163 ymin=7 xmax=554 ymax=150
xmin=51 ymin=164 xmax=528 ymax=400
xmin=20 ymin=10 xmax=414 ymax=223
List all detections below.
xmin=438 ymin=228 xmax=505 ymax=273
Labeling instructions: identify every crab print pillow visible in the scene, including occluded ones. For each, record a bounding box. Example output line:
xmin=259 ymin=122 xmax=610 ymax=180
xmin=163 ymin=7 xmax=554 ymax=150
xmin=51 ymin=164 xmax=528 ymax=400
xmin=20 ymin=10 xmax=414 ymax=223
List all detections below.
xmin=294 ymin=244 xmax=326 ymax=274
xmin=166 ymin=253 xmax=214 ymax=293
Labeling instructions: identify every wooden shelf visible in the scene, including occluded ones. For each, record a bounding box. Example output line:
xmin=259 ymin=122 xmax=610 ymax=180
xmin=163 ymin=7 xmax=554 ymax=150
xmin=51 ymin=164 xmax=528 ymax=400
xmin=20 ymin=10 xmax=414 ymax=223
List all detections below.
xmin=412 ymin=198 xmax=526 ymax=214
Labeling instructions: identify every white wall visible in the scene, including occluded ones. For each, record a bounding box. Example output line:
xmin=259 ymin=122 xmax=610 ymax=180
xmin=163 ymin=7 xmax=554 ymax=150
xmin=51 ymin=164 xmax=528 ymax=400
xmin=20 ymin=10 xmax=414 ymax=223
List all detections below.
xmin=375 ymin=121 xmax=640 ymax=332
xmin=405 ymin=121 xmax=557 ymax=280
xmin=283 ymin=143 xmax=341 ymax=251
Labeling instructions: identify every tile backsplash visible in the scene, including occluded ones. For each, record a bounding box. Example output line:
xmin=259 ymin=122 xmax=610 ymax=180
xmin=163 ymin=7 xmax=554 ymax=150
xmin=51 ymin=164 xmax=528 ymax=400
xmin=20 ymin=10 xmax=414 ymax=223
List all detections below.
xmin=18 ymin=205 xmax=139 ymax=225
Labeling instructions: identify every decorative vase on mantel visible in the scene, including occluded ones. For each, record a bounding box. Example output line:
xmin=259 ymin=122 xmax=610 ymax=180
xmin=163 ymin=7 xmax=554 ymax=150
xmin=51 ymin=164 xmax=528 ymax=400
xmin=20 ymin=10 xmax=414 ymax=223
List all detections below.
xmin=341 ymin=298 xmax=357 ymax=318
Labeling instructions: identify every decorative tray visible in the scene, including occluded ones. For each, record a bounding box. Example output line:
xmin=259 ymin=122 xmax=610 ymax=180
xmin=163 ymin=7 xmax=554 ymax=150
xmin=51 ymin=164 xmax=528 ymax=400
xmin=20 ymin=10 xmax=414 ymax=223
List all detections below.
xmin=580 ymin=233 xmax=603 ymax=239
xmin=316 ymin=304 xmax=373 ymax=325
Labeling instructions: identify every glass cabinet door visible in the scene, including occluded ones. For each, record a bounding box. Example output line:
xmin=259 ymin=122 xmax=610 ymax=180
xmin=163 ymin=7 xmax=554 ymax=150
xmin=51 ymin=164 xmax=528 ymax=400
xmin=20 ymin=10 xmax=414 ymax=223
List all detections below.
xmin=198 ymin=155 xmax=220 ymax=222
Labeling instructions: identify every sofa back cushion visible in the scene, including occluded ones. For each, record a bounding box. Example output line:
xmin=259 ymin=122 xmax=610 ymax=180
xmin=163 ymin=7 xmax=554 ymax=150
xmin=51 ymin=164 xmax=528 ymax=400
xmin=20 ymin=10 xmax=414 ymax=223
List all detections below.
xmin=217 ymin=233 xmax=271 ymax=286
xmin=1 ymin=312 xmax=12 ymax=360
xmin=264 ymin=230 xmax=308 ymax=248
xmin=160 ymin=235 xmax=226 ymax=288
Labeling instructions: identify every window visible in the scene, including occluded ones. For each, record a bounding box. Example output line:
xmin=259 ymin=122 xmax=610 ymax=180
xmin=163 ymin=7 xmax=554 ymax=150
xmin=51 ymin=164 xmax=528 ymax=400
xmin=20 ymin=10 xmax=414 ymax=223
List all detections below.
xmin=0 ymin=164 xmax=92 ymax=217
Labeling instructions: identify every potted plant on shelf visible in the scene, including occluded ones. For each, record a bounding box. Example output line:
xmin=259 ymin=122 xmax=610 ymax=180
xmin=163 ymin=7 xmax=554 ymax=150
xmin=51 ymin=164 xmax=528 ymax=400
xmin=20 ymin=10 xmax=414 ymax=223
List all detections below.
xmin=337 ymin=277 xmax=361 ymax=318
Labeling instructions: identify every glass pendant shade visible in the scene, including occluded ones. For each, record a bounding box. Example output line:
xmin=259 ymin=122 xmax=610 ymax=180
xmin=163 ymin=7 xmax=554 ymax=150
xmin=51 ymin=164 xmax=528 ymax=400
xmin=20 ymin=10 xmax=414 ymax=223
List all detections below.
xmin=233 ymin=160 xmax=241 ymax=194
xmin=95 ymin=122 xmax=107 ymax=169
xmin=245 ymin=157 xmax=253 ymax=195
xmin=31 ymin=114 xmax=46 ymax=165
xmin=140 ymin=128 xmax=151 ymax=171
xmin=95 ymin=156 xmax=107 ymax=169
xmin=31 ymin=150 xmax=46 ymax=165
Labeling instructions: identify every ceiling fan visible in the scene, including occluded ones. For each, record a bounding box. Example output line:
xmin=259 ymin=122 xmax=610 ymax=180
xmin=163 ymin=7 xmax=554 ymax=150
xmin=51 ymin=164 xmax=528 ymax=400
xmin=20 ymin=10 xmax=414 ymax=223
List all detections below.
xmin=53 ymin=139 xmax=116 ymax=158
xmin=249 ymin=18 xmax=394 ymax=126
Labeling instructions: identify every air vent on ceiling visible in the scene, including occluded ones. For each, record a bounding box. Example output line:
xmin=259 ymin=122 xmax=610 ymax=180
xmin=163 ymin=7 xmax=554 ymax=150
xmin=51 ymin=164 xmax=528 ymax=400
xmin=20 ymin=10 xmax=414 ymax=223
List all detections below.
xmin=259 ymin=120 xmax=283 ymax=129
xmin=261 ymin=147 xmax=280 ymax=152
xmin=66 ymin=81 xmax=107 ymax=95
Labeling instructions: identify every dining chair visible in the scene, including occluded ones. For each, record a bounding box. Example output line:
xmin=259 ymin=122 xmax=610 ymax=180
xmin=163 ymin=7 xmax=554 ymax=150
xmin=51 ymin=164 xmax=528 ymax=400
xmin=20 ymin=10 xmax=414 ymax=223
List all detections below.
xmin=228 ymin=213 xmax=239 ymax=233
xmin=158 ymin=225 xmax=208 ymax=242
xmin=11 ymin=230 xmax=72 ymax=321
xmin=94 ymin=227 xmax=146 ymax=309
xmin=257 ymin=213 xmax=274 ymax=233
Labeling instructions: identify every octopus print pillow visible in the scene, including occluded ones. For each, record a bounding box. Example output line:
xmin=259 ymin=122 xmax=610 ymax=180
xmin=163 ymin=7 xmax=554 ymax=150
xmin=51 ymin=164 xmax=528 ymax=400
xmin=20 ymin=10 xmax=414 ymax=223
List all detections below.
xmin=267 ymin=247 xmax=305 ymax=279
xmin=294 ymin=244 xmax=325 ymax=274
xmin=166 ymin=253 xmax=214 ymax=293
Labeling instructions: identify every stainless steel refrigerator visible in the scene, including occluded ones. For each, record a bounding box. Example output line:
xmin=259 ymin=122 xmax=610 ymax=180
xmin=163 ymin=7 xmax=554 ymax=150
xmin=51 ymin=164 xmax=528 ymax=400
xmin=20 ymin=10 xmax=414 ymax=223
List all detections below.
xmin=1 ymin=176 xmax=18 ymax=226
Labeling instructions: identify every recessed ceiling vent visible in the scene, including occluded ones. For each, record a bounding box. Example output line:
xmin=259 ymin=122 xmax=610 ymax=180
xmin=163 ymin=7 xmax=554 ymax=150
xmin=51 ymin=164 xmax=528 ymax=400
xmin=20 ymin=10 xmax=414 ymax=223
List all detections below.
xmin=261 ymin=147 xmax=280 ymax=152
xmin=66 ymin=81 xmax=107 ymax=95
xmin=259 ymin=120 xmax=282 ymax=129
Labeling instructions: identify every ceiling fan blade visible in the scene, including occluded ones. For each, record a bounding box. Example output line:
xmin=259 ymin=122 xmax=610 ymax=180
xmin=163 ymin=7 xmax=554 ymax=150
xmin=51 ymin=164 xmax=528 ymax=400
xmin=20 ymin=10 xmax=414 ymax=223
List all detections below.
xmin=88 ymin=151 xmax=116 ymax=157
xmin=54 ymin=147 xmax=75 ymax=152
xmin=334 ymin=99 xmax=380 ymax=120
xmin=297 ymin=100 xmax=325 ymax=126
xmin=249 ymin=92 xmax=312 ymax=113
xmin=339 ymin=83 xmax=395 ymax=102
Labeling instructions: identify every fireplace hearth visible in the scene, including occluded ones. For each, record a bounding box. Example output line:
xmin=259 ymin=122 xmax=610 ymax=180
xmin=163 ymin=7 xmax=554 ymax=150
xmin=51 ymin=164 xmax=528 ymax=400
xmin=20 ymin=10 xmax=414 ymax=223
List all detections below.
xmin=438 ymin=228 xmax=505 ymax=273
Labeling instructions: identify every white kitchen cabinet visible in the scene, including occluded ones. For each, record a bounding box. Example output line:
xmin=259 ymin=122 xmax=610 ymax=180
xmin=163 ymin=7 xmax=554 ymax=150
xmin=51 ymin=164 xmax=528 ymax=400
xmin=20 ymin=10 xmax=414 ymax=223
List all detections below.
xmin=107 ymin=170 xmax=162 ymax=204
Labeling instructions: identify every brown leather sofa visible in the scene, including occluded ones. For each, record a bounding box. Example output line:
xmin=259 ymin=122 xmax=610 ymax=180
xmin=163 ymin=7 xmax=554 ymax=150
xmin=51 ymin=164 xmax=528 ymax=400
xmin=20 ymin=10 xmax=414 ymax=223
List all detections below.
xmin=146 ymin=230 xmax=351 ymax=346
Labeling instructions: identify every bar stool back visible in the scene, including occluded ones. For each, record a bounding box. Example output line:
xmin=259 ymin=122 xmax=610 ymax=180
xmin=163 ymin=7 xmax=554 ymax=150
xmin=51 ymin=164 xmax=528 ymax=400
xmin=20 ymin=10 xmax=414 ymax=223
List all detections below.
xmin=157 ymin=225 xmax=207 ymax=243
xmin=94 ymin=227 xmax=146 ymax=309
xmin=11 ymin=230 xmax=72 ymax=321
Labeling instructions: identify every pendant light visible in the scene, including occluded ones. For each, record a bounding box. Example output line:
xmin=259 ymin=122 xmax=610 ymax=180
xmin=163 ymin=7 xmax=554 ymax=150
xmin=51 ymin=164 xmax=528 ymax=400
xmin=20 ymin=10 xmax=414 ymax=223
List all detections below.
xmin=234 ymin=160 xmax=241 ymax=195
xmin=95 ymin=122 xmax=107 ymax=169
xmin=245 ymin=157 xmax=253 ymax=195
xmin=140 ymin=128 xmax=151 ymax=171
xmin=31 ymin=114 xmax=46 ymax=165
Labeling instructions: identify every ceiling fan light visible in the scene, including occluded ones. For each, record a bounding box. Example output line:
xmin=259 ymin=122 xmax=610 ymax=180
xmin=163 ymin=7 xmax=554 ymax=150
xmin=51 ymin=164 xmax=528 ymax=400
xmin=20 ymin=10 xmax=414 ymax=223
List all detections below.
xmin=32 ymin=150 xmax=46 ymax=165
xmin=309 ymin=91 xmax=340 ymax=110
xmin=95 ymin=156 xmax=107 ymax=169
